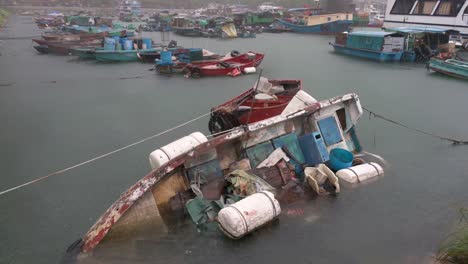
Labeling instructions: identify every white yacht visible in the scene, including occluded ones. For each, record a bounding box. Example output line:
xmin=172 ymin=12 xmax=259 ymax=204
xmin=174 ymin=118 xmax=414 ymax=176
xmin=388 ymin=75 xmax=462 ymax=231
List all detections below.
xmin=383 ymin=0 xmax=468 ymax=36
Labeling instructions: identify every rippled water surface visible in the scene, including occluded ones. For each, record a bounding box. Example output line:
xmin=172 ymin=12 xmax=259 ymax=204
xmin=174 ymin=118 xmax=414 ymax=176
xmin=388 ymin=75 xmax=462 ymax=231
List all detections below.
xmin=1 ymin=15 xmax=468 ymax=264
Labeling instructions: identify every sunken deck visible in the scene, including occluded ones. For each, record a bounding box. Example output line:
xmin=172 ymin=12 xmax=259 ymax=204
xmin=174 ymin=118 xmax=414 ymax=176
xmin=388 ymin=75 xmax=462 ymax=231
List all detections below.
xmin=73 ymin=93 xmax=363 ymax=260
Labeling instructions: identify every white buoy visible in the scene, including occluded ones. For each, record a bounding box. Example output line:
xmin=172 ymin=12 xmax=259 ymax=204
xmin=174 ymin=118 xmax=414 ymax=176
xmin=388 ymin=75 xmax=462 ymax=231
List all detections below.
xmin=336 ymin=162 xmax=384 ymax=184
xmin=149 ymin=132 xmax=207 ymax=169
xmin=217 ymin=191 xmax=281 ymax=239
xmin=243 ymin=67 xmax=256 ymax=74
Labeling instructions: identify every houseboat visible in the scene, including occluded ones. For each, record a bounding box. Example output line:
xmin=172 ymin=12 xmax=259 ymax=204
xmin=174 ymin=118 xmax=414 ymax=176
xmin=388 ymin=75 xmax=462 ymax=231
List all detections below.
xmin=385 ymin=27 xmax=460 ymax=62
xmin=277 ymin=13 xmax=353 ymax=34
xmin=330 ymin=31 xmax=405 ymax=61
xmin=383 ymin=0 xmax=468 ymax=37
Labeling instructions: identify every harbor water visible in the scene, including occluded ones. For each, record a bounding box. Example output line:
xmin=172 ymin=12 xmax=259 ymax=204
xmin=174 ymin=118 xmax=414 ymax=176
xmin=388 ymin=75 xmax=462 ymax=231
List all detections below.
xmin=1 ymin=15 xmax=468 ymax=264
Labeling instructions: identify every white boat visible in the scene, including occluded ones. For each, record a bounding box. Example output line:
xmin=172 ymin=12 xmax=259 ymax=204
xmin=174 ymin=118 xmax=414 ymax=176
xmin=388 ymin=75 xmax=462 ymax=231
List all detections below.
xmin=384 ymin=0 xmax=468 ymax=37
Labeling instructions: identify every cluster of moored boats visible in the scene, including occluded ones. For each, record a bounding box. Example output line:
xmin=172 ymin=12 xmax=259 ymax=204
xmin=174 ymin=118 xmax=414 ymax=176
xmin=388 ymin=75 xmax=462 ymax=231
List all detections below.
xmin=33 ymin=29 xmax=266 ymax=78
xmin=329 ymin=27 xmax=468 ymax=80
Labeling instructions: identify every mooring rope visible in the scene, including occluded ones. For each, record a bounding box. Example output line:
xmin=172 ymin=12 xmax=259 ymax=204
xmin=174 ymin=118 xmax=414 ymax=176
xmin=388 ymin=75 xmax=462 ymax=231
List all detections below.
xmin=363 ymin=106 xmax=468 ymax=145
xmin=2 ymin=105 xmax=467 ymax=196
xmin=0 ymin=111 xmax=212 ymax=197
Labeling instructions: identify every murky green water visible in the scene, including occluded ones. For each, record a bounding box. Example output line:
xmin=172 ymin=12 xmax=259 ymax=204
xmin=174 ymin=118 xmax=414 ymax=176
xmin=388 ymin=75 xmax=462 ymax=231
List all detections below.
xmin=1 ymin=15 xmax=468 ymax=264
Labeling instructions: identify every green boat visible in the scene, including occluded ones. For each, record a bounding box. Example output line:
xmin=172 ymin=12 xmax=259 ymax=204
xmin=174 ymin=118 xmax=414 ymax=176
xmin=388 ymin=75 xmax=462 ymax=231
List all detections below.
xmin=429 ymin=58 xmax=468 ymax=80
xmin=70 ymin=47 xmax=103 ymax=59
xmin=95 ymin=49 xmax=157 ymax=62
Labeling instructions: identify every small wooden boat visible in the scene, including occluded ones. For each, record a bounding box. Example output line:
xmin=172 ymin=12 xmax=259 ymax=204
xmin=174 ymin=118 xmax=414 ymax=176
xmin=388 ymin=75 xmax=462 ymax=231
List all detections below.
xmin=185 ymin=52 xmax=265 ymax=78
xmin=330 ymin=31 xmax=404 ymax=62
xmin=33 ymin=45 xmax=49 ymax=54
xmin=42 ymin=31 xmax=108 ymax=42
xmin=65 ymin=87 xmax=381 ymax=262
xmin=32 ymin=38 xmax=102 ymax=55
xmin=428 ymin=58 xmax=468 ymax=80
xmin=70 ymin=46 xmax=104 ymax=59
xmin=208 ymin=78 xmax=304 ymax=134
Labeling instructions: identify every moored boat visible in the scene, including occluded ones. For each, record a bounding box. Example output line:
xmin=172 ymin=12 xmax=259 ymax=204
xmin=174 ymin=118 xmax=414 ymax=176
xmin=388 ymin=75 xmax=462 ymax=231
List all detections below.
xmin=428 ymin=58 xmax=468 ymax=80
xmin=32 ymin=38 xmax=102 ymax=55
xmin=64 ymin=84 xmax=384 ymax=262
xmin=184 ymin=52 xmax=265 ymax=78
xmin=277 ymin=13 xmax=353 ymax=34
xmin=208 ymin=78 xmax=304 ymax=134
xmin=330 ymin=31 xmax=405 ymax=62
xmin=95 ymin=48 xmax=158 ymax=62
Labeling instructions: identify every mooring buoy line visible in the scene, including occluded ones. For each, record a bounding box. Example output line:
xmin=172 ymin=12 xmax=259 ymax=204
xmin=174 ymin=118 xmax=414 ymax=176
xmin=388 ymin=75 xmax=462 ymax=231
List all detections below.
xmin=363 ymin=106 xmax=468 ymax=145
xmin=0 ymin=111 xmax=213 ymax=197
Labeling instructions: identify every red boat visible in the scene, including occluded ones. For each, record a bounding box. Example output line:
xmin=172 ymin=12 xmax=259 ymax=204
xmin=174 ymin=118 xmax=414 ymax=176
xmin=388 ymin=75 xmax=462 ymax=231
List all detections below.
xmin=185 ymin=52 xmax=265 ymax=78
xmin=32 ymin=38 xmax=102 ymax=55
xmin=208 ymin=78 xmax=314 ymax=134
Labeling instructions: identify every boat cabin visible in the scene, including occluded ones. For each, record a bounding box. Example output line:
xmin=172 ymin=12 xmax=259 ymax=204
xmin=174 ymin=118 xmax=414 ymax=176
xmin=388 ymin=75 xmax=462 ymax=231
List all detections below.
xmin=385 ymin=27 xmax=461 ymax=61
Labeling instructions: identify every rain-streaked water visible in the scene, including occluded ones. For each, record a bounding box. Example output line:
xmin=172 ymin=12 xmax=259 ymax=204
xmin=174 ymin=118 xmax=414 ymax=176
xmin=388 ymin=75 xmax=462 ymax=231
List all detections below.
xmin=1 ymin=15 xmax=468 ymax=264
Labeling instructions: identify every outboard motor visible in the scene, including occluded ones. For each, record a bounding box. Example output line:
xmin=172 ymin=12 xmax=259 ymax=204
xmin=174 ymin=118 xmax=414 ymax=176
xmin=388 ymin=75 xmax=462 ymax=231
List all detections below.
xmin=168 ymin=40 xmax=177 ymax=48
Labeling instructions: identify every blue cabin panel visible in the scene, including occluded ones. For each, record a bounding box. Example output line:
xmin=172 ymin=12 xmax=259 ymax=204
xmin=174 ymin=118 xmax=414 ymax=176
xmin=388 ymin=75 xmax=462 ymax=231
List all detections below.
xmin=317 ymin=116 xmax=342 ymax=146
xmin=298 ymin=132 xmax=330 ymax=166
xmin=245 ymin=141 xmax=275 ymax=168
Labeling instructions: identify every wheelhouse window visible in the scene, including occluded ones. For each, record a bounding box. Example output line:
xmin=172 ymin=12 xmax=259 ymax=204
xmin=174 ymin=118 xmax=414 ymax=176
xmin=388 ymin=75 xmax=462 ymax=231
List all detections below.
xmin=434 ymin=0 xmax=465 ymax=16
xmin=412 ymin=0 xmax=438 ymax=14
xmin=391 ymin=0 xmax=417 ymax=14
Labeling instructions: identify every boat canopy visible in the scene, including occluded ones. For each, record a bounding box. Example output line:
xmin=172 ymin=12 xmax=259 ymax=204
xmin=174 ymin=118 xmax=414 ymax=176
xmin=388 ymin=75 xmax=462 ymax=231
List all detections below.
xmin=349 ymin=31 xmax=403 ymax=37
xmin=385 ymin=26 xmax=460 ymax=34
xmin=347 ymin=31 xmax=404 ymax=51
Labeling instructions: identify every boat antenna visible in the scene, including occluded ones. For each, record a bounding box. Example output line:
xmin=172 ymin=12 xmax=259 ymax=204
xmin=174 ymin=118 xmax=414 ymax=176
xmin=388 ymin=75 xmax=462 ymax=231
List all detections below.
xmin=245 ymin=68 xmax=263 ymax=128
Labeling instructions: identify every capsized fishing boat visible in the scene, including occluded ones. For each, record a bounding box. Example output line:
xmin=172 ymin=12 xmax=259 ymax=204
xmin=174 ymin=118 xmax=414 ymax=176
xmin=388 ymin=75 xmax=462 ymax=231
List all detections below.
xmin=184 ymin=52 xmax=264 ymax=78
xmin=208 ymin=78 xmax=303 ymax=134
xmin=65 ymin=84 xmax=386 ymax=262
xmin=330 ymin=31 xmax=405 ymax=62
xmin=428 ymin=58 xmax=468 ymax=80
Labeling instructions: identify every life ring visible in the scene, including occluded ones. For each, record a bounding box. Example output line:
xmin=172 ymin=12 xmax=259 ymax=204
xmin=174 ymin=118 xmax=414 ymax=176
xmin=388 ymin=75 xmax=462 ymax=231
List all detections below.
xmin=230 ymin=50 xmax=240 ymax=57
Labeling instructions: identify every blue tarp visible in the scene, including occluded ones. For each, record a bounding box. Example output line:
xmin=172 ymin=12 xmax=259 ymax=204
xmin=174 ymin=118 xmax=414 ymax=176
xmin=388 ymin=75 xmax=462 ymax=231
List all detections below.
xmin=386 ymin=26 xmax=459 ymax=34
xmin=349 ymin=31 xmax=397 ymax=37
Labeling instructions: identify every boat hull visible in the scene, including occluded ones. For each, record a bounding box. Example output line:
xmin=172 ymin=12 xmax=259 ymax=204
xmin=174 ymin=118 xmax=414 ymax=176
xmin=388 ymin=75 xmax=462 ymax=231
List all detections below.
xmin=331 ymin=43 xmax=404 ymax=62
xmin=173 ymin=27 xmax=203 ymax=37
xmin=429 ymin=59 xmax=468 ymax=80
xmin=277 ymin=19 xmax=352 ymax=34
xmin=187 ymin=53 xmax=265 ymax=77
xmin=95 ymin=49 xmax=157 ymax=62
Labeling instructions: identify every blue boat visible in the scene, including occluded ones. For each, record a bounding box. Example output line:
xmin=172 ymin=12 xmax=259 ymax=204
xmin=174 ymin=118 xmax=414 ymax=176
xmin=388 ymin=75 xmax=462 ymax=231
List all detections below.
xmin=276 ymin=13 xmax=353 ymax=34
xmin=95 ymin=48 xmax=157 ymax=62
xmin=429 ymin=58 xmax=468 ymax=80
xmin=384 ymin=27 xmax=461 ymax=63
xmin=330 ymin=31 xmax=405 ymax=62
